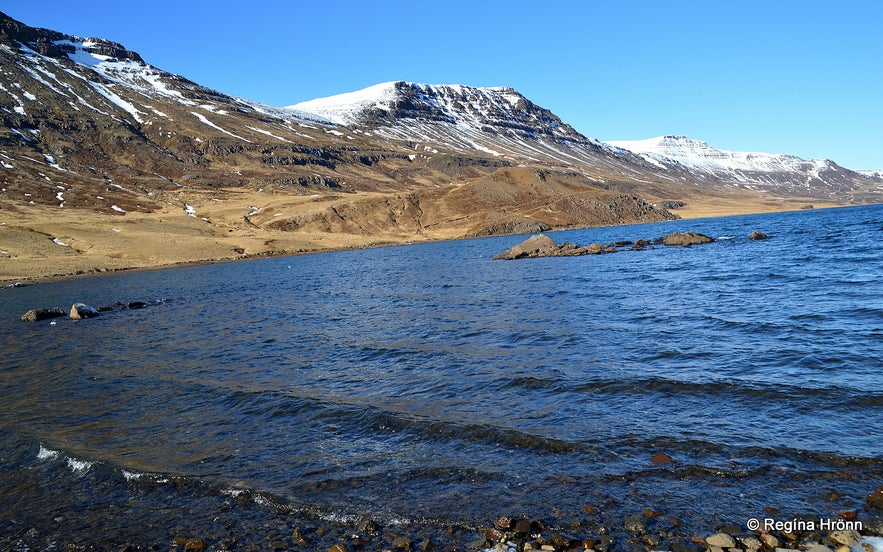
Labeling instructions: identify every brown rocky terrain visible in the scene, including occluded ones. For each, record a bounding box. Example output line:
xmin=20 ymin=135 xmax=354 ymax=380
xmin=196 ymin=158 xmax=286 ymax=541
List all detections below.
xmin=1 ymin=11 xmax=880 ymax=282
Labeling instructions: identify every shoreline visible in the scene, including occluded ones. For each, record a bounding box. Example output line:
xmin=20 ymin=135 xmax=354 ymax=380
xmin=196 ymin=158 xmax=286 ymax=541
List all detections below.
xmin=3 ymin=478 xmax=882 ymax=552
xmin=0 ymin=201 xmax=859 ymax=286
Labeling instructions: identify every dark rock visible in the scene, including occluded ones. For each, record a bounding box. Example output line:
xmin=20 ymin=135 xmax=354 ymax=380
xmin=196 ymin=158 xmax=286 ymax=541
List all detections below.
xmin=69 ymin=303 xmax=100 ymax=320
xmin=183 ymin=540 xmax=205 ymax=552
xmin=20 ymin=307 xmax=65 ymax=322
xmin=292 ymin=527 xmax=309 ymax=546
xmin=357 ymin=519 xmax=378 ymax=535
xmin=514 ymin=519 xmax=533 ymax=535
xmin=632 ymin=239 xmax=652 ymax=251
xmin=624 ymin=516 xmax=648 ymax=536
xmin=493 ymin=234 xmax=561 ymax=260
xmin=651 ymin=452 xmax=673 ymax=464
xmin=863 ymin=519 xmax=883 ymax=536
xmin=661 ymin=232 xmax=714 ymax=246
xmin=596 ymin=533 xmax=616 ymax=551
xmin=868 ymin=486 xmax=883 ymax=510
xmin=392 ymin=535 xmax=412 ymax=550
xmin=126 ymin=301 xmax=148 ymax=309
xmin=749 ymin=231 xmax=769 ymax=240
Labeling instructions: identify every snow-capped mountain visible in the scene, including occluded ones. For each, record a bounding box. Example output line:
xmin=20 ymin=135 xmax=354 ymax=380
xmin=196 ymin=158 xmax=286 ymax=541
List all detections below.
xmin=289 ymin=81 xmax=649 ymax=173
xmin=0 ymin=8 xmax=883 ymax=232
xmin=606 ymin=135 xmax=831 ymax=175
xmin=607 ymin=135 xmax=881 ymax=199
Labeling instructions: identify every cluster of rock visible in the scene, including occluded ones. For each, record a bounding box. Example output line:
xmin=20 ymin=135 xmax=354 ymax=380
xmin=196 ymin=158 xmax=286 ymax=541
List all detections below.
xmin=494 ymin=230 xmax=768 ymax=260
xmin=479 ymin=508 xmax=883 ymax=552
xmin=20 ymin=300 xmax=150 ymax=322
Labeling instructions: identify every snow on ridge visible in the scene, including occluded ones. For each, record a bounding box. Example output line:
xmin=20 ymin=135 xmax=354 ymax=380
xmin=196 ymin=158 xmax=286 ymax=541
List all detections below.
xmin=288 ymin=81 xmax=525 ymax=125
xmin=286 ymin=82 xmax=402 ymax=125
xmin=607 ymin=135 xmax=832 ymax=174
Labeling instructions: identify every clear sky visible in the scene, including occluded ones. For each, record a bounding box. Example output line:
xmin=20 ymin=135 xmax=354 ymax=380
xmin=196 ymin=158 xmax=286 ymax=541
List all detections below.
xmin=2 ymin=1 xmax=881 ymax=170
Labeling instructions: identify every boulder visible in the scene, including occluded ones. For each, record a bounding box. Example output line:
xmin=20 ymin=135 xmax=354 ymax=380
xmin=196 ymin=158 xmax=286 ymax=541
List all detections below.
xmin=69 ymin=303 xmax=100 ymax=320
xmin=493 ymin=234 xmax=561 ymax=260
xmin=749 ymin=230 xmax=769 ymax=240
xmin=706 ymin=533 xmax=737 ymax=548
xmin=575 ymin=243 xmax=604 ymax=255
xmin=632 ymin=239 xmax=652 ymax=251
xmin=20 ymin=307 xmax=65 ymax=322
xmin=661 ymin=231 xmax=714 ymax=246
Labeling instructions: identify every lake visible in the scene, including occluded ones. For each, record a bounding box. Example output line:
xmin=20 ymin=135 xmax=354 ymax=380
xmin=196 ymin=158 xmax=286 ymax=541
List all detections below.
xmin=1 ymin=204 xmax=881 ymax=550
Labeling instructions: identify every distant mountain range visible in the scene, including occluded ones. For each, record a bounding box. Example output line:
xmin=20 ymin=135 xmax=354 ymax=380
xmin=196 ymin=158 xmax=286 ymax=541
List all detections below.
xmin=290 ymin=82 xmax=882 ymax=202
xmin=1 ymin=11 xmax=881 ymax=279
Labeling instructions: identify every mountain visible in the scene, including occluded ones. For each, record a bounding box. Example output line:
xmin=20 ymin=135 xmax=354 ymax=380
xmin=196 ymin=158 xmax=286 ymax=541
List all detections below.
xmin=291 ymin=81 xmax=663 ymax=174
xmin=607 ymin=135 xmax=882 ymax=201
xmin=0 ymin=11 xmax=881 ymax=281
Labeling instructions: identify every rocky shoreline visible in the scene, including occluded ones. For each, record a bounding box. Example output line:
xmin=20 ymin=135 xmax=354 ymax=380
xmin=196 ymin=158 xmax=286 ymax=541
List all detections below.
xmin=4 ymin=482 xmax=881 ymax=552
xmin=492 ymin=230 xmax=768 ymax=261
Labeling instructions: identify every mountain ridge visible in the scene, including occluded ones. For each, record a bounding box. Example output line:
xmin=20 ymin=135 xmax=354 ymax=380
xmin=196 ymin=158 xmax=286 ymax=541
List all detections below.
xmin=1 ymin=11 xmax=881 ymax=281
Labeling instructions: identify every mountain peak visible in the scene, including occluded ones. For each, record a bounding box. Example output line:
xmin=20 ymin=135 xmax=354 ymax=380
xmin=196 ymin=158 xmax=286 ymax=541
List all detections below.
xmin=0 ymin=11 xmax=143 ymax=62
xmin=289 ymin=81 xmax=569 ymax=132
xmin=288 ymin=81 xmax=602 ymax=163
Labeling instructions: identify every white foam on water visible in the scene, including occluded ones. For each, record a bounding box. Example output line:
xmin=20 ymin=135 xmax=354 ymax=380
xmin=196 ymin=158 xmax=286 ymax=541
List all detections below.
xmin=121 ymin=470 xmax=143 ymax=481
xmin=37 ymin=444 xmax=59 ymax=460
xmin=66 ymin=457 xmax=94 ymax=473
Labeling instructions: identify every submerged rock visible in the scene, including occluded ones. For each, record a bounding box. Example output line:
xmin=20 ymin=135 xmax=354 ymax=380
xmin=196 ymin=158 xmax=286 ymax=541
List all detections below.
xmin=749 ymin=230 xmax=769 ymax=240
xmin=20 ymin=307 xmax=65 ymax=322
xmin=69 ymin=303 xmax=100 ymax=320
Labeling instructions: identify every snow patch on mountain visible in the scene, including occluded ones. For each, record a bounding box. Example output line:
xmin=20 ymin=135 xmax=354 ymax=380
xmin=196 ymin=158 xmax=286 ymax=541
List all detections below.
xmin=607 ymin=135 xmax=833 ymax=179
xmin=287 ymin=82 xmax=400 ymax=125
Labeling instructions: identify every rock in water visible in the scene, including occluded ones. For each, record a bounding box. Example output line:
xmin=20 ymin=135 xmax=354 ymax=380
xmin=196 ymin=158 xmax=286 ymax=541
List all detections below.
xmin=20 ymin=307 xmax=65 ymax=322
xmin=661 ymin=232 xmax=714 ymax=246
xmin=749 ymin=230 xmax=769 ymax=240
xmin=493 ymin=234 xmax=561 ymax=260
xmin=69 ymin=303 xmax=100 ymax=320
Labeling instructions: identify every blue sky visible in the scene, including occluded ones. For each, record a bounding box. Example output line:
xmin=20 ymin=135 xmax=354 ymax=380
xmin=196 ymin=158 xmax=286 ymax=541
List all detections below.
xmin=3 ymin=1 xmax=881 ymax=170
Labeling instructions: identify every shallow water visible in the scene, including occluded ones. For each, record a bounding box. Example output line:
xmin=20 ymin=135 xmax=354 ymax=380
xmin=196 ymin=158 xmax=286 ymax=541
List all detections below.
xmin=1 ymin=205 xmax=882 ymax=548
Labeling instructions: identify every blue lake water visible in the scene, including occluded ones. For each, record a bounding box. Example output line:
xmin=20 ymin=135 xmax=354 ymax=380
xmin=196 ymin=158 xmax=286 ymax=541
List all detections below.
xmin=1 ymin=204 xmax=882 ymax=548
